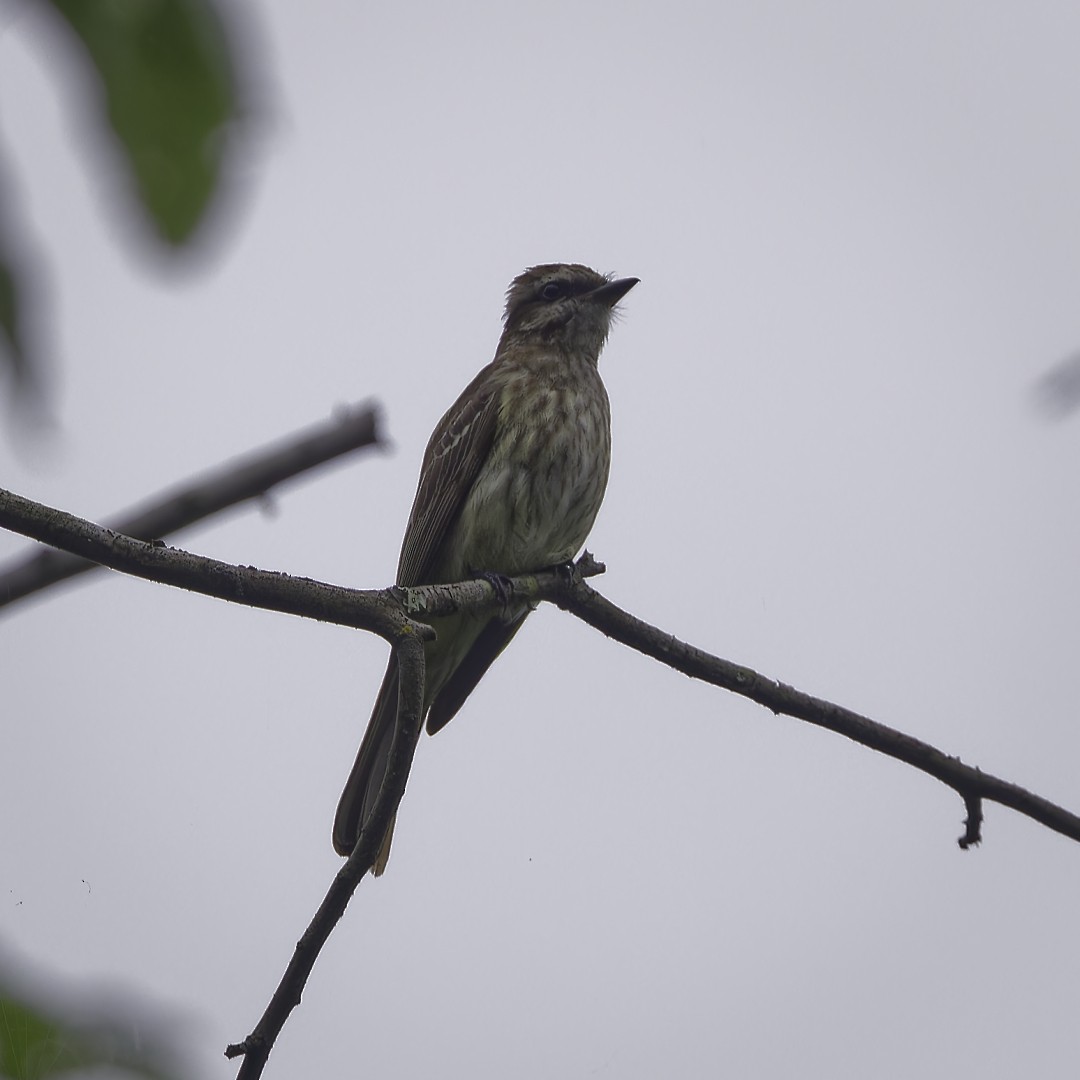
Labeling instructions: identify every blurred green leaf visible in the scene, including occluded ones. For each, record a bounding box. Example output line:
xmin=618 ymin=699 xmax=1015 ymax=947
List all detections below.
xmin=0 ymin=244 xmax=27 ymax=394
xmin=0 ymin=992 xmax=88 ymax=1077
xmin=47 ymin=0 xmax=238 ymax=245
xmin=0 ymin=988 xmax=182 ymax=1079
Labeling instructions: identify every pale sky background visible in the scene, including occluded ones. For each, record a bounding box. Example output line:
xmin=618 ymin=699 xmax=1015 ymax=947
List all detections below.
xmin=2 ymin=2 xmax=1080 ymax=1078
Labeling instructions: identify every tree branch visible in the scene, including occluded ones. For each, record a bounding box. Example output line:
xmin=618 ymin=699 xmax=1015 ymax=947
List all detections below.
xmin=0 ymin=486 xmax=600 ymax=638
xmin=225 ymin=631 xmax=427 ymax=1077
xmin=3 ymin=487 xmax=1077 ymax=852
xmin=3 ymin=490 xmax=1079 ymax=1078
xmin=0 ymin=402 xmax=381 ymax=613
xmin=557 ymin=553 xmax=1080 ymax=848
xmin=0 ymin=484 xmax=409 ymax=638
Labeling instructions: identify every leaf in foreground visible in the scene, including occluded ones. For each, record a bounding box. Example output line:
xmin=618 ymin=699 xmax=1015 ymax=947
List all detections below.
xmin=46 ymin=0 xmax=239 ymax=245
xmin=0 ymin=988 xmax=183 ymax=1080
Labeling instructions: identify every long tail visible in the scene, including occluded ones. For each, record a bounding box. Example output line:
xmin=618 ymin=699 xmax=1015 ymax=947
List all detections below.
xmin=332 ymin=655 xmax=400 ymax=873
xmin=333 ymin=607 xmax=528 ymax=874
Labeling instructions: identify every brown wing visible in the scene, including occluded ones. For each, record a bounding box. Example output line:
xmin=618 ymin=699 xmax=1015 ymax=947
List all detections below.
xmin=396 ymin=362 xmax=501 ymax=587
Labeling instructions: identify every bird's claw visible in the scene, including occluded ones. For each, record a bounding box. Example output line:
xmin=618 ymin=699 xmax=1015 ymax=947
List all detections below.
xmin=471 ymin=568 xmax=515 ymax=607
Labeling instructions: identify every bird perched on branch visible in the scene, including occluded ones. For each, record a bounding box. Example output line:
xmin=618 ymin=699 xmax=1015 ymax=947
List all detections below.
xmin=333 ymin=263 xmax=639 ymax=872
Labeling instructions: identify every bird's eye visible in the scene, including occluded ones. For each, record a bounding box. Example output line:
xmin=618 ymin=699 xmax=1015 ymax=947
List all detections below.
xmin=541 ymin=282 xmax=563 ymax=301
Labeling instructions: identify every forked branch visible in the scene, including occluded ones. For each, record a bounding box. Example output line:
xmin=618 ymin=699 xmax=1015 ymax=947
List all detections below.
xmin=1 ymin=487 xmax=1077 ymax=1080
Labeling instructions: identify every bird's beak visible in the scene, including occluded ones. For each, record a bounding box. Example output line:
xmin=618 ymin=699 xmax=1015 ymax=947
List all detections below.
xmin=588 ymin=276 xmax=640 ymax=307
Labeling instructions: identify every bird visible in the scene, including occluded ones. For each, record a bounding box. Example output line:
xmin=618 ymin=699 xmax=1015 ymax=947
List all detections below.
xmin=333 ymin=263 xmax=638 ymax=872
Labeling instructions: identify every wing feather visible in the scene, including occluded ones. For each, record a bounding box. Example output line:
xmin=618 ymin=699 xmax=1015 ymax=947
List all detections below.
xmin=396 ymin=363 xmax=501 ymax=586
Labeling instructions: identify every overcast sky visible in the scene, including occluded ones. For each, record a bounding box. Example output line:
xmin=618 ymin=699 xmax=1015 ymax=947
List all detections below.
xmin=3 ymin=3 xmax=1080 ymax=1078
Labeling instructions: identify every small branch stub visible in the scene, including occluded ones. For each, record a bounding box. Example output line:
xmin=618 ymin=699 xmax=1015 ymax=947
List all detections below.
xmin=959 ymin=794 xmax=984 ymax=850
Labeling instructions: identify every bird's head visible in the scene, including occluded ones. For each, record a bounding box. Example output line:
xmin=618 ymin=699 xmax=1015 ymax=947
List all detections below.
xmin=501 ymin=264 xmax=639 ymax=359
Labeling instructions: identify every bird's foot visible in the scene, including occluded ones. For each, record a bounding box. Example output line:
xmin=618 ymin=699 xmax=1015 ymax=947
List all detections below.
xmin=470 ymin=568 xmax=515 ymax=607
xmin=541 ymin=560 xmax=578 ymax=586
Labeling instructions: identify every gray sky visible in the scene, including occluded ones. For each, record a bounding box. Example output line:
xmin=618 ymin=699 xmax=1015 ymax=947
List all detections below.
xmin=3 ymin=2 xmax=1080 ymax=1077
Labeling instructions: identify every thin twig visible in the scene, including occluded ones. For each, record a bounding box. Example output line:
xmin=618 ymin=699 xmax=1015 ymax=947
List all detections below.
xmin=558 ymin=559 xmax=1080 ymax=848
xmin=0 ymin=402 xmax=381 ymax=612
xmin=0 ymin=484 xmax=406 ymax=638
xmin=959 ymin=795 xmax=984 ymax=850
xmin=225 ymin=632 xmax=427 ymax=1078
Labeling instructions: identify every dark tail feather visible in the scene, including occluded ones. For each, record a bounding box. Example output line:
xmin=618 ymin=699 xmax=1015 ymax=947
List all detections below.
xmin=336 ymin=609 xmax=529 ymax=871
xmin=333 ymin=655 xmax=400 ymax=873
xmin=426 ymin=612 xmax=529 ymax=735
